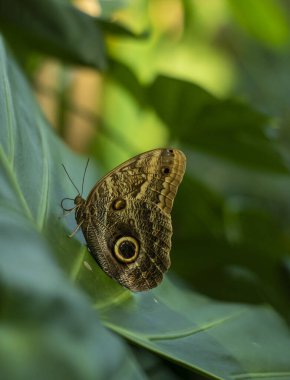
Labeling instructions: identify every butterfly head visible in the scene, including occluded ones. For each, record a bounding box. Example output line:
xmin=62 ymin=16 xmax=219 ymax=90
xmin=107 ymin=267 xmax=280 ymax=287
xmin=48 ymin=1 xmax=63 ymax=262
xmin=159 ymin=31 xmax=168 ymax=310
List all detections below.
xmin=60 ymin=194 xmax=85 ymax=215
xmin=74 ymin=194 xmax=86 ymax=216
xmin=60 ymin=161 xmax=90 ymax=240
xmin=74 ymin=194 xmax=84 ymax=206
xmin=61 ymin=159 xmax=90 ymax=215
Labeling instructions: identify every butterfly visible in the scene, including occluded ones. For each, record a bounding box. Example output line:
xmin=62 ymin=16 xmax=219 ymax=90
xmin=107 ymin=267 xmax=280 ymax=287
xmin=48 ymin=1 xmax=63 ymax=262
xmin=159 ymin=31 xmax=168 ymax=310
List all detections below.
xmin=61 ymin=148 xmax=186 ymax=292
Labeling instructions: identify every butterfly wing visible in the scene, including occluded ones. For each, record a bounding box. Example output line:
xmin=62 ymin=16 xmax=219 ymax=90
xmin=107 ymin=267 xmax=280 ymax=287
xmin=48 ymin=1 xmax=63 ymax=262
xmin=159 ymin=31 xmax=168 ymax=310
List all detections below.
xmin=77 ymin=148 xmax=186 ymax=291
xmin=87 ymin=148 xmax=186 ymax=213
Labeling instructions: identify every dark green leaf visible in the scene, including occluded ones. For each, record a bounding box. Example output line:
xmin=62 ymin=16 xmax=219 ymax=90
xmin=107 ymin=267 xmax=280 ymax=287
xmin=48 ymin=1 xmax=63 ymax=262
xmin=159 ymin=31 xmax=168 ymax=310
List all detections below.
xmin=108 ymin=59 xmax=288 ymax=173
xmin=0 ymin=0 xmax=107 ymax=69
xmin=0 ymin=0 xmax=148 ymax=69
xmin=98 ymin=18 xmax=149 ymax=39
xmin=227 ymin=0 xmax=290 ymax=47
xmin=0 ymin=37 xmax=145 ymax=380
xmin=148 ymin=76 xmax=287 ymax=173
xmin=172 ymin=150 xmax=290 ymax=320
xmin=100 ymin=279 xmax=290 ymax=380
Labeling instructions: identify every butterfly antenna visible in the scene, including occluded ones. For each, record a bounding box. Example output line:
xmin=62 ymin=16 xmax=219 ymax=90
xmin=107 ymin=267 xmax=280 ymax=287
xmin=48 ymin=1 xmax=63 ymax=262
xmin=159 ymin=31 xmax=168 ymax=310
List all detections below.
xmin=60 ymin=197 xmax=76 ymax=212
xmin=61 ymin=164 xmax=81 ymax=195
xmin=81 ymin=158 xmax=90 ymax=197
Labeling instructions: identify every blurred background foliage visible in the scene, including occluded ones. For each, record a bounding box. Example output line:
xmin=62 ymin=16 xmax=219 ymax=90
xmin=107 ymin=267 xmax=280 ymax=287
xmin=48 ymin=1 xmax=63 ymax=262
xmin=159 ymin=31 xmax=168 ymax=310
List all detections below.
xmin=1 ymin=0 xmax=290 ymax=379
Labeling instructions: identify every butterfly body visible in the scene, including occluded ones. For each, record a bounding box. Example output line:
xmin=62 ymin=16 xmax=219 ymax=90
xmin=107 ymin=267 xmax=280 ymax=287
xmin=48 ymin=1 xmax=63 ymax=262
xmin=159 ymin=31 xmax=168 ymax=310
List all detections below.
xmin=73 ymin=148 xmax=186 ymax=292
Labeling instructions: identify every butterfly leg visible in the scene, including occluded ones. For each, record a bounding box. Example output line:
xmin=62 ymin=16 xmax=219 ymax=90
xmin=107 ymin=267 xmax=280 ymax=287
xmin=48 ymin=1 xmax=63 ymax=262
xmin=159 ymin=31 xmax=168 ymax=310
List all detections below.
xmin=68 ymin=220 xmax=83 ymax=238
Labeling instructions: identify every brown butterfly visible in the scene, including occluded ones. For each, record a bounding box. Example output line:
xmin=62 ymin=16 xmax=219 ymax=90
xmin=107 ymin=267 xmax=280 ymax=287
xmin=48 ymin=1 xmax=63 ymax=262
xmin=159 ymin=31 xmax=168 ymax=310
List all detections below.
xmin=62 ymin=148 xmax=186 ymax=292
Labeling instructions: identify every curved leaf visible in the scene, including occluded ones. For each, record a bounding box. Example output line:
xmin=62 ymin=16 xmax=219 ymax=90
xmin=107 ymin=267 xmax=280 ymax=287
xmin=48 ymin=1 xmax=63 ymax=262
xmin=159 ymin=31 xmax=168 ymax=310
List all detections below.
xmin=227 ymin=0 xmax=290 ymax=47
xmin=0 ymin=0 xmax=107 ymax=68
xmin=99 ymin=279 xmax=290 ymax=380
xmin=108 ymin=59 xmax=288 ymax=173
xmin=149 ymin=75 xmax=288 ymax=173
xmin=0 ymin=37 xmax=145 ymax=380
xmin=0 ymin=0 xmax=147 ymax=69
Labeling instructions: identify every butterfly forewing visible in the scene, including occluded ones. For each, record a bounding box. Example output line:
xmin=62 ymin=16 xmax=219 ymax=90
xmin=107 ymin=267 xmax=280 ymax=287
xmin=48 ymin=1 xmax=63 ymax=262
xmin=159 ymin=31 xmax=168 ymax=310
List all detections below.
xmin=86 ymin=149 xmax=186 ymax=213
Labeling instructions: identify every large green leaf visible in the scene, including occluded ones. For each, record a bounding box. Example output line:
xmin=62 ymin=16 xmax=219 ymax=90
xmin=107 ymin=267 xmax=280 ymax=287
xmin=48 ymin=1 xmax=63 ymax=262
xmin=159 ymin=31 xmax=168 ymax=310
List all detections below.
xmin=99 ymin=279 xmax=290 ymax=380
xmin=0 ymin=0 xmax=144 ymax=69
xmin=0 ymin=37 xmax=146 ymax=380
xmin=71 ymin=242 xmax=290 ymax=380
xmin=108 ymin=59 xmax=288 ymax=173
xmin=171 ymin=171 xmax=290 ymax=319
xmin=227 ymin=0 xmax=290 ymax=47
xmin=0 ymin=0 xmax=107 ymax=68
xmin=150 ymin=76 xmax=288 ymax=173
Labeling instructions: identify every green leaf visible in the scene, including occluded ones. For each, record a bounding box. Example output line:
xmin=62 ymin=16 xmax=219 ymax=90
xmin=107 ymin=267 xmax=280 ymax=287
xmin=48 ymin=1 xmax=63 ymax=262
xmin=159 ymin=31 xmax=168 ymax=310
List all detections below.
xmin=227 ymin=0 xmax=290 ymax=47
xmin=0 ymin=0 xmax=107 ymax=69
xmin=98 ymin=18 xmax=149 ymax=39
xmin=0 ymin=0 xmax=147 ymax=69
xmin=100 ymin=279 xmax=290 ymax=380
xmin=108 ymin=59 xmax=288 ymax=173
xmin=0 ymin=37 xmax=145 ymax=380
xmin=149 ymin=76 xmax=288 ymax=173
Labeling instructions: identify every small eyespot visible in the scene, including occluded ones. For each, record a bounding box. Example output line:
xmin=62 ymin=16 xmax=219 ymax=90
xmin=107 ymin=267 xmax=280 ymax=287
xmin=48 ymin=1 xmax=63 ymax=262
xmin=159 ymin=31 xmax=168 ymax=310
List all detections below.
xmin=162 ymin=167 xmax=170 ymax=174
xmin=112 ymin=198 xmax=126 ymax=211
xmin=114 ymin=236 xmax=139 ymax=263
xmin=164 ymin=149 xmax=174 ymax=156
